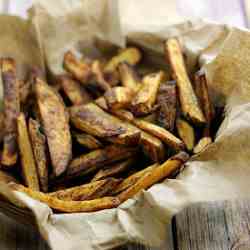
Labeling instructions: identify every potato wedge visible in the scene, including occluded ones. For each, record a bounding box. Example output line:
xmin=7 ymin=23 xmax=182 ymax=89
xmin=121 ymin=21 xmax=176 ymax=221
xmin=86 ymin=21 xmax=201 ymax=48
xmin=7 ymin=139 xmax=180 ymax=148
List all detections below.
xmin=63 ymin=51 xmax=91 ymax=84
xmin=118 ymin=62 xmax=141 ymax=91
xmin=91 ymin=60 xmax=111 ymax=92
xmin=165 ymin=38 xmax=205 ymax=124
xmin=28 ymin=118 xmax=48 ymax=192
xmin=176 ymin=118 xmax=195 ymax=151
xmin=119 ymin=152 xmax=189 ymax=202
xmin=73 ymin=132 xmax=103 ymax=150
xmin=35 ymin=78 xmax=72 ymax=176
xmin=131 ymin=71 xmax=164 ymax=116
xmin=66 ymin=145 xmax=138 ymax=179
xmin=49 ymin=178 xmax=120 ymax=201
xmin=194 ymin=70 xmax=214 ymax=124
xmin=11 ymin=184 xmax=120 ymax=213
xmin=193 ymin=137 xmax=212 ymax=154
xmin=1 ymin=58 xmax=20 ymax=166
xmin=157 ymin=81 xmax=177 ymax=131
xmin=104 ymin=47 xmax=142 ymax=73
xmin=104 ymin=86 xmax=135 ymax=110
xmin=57 ymin=75 xmax=92 ymax=105
xmin=133 ymin=119 xmax=184 ymax=151
xmin=0 ymin=170 xmax=19 ymax=184
xmin=17 ymin=113 xmax=40 ymax=191
xmin=112 ymin=163 xmax=159 ymax=195
xmin=92 ymin=158 xmax=137 ymax=182
xmin=70 ymin=103 xmax=140 ymax=146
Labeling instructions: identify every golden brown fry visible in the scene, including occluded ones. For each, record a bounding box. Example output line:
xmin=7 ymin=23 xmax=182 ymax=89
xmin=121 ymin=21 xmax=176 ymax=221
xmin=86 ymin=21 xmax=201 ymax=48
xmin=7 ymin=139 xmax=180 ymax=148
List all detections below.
xmin=194 ymin=70 xmax=214 ymax=124
xmin=176 ymin=118 xmax=195 ymax=151
xmin=49 ymin=178 xmax=120 ymax=201
xmin=0 ymin=170 xmax=19 ymax=184
xmin=70 ymin=103 xmax=140 ymax=146
xmin=11 ymin=184 xmax=120 ymax=213
xmin=28 ymin=118 xmax=48 ymax=192
xmin=35 ymin=78 xmax=72 ymax=176
xmin=104 ymin=86 xmax=135 ymax=110
xmin=63 ymin=51 xmax=91 ymax=84
xmin=57 ymin=75 xmax=92 ymax=105
xmin=1 ymin=58 xmax=20 ymax=166
xmin=119 ymin=152 xmax=189 ymax=202
xmin=104 ymin=47 xmax=142 ymax=73
xmin=193 ymin=137 xmax=212 ymax=154
xmin=133 ymin=119 xmax=184 ymax=151
xmin=165 ymin=38 xmax=205 ymax=124
xmin=91 ymin=60 xmax=111 ymax=92
xmin=118 ymin=62 xmax=141 ymax=91
xmin=112 ymin=163 xmax=159 ymax=195
xmin=157 ymin=81 xmax=177 ymax=132
xmin=66 ymin=145 xmax=138 ymax=179
xmin=17 ymin=113 xmax=40 ymax=191
xmin=73 ymin=132 xmax=103 ymax=150
xmin=92 ymin=158 xmax=137 ymax=182
xmin=131 ymin=71 xmax=164 ymax=116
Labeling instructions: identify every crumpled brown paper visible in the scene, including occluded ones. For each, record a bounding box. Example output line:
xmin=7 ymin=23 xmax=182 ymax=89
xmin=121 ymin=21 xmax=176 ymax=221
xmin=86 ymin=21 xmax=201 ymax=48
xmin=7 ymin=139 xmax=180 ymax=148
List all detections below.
xmin=1 ymin=1 xmax=250 ymax=250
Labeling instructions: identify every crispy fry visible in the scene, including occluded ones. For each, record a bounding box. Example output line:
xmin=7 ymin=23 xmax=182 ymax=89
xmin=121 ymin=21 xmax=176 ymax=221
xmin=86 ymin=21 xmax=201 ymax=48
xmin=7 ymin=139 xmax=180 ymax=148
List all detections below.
xmin=58 ymin=75 xmax=92 ymax=105
xmin=49 ymin=178 xmax=120 ymax=201
xmin=176 ymin=118 xmax=195 ymax=151
xmin=104 ymin=47 xmax=142 ymax=73
xmin=193 ymin=137 xmax=212 ymax=154
xmin=63 ymin=51 xmax=91 ymax=84
xmin=92 ymin=158 xmax=137 ymax=182
xmin=28 ymin=118 xmax=48 ymax=192
xmin=35 ymin=78 xmax=72 ymax=176
xmin=66 ymin=145 xmax=138 ymax=179
xmin=157 ymin=81 xmax=177 ymax=131
xmin=91 ymin=60 xmax=111 ymax=92
xmin=17 ymin=113 xmax=40 ymax=191
xmin=70 ymin=103 xmax=140 ymax=146
xmin=11 ymin=184 xmax=120 ymax=213
xmin=73 ymin=132 xmax=103 ymax=150
xmin=112 ymin=163 xmax=159 ymax=195
xmin=1 ymin=58 xmax=20 ymax=166
xmin=133 ymin=119 xmax=184 ymax=150
xmin=131 ymin=71 xmax=164 ymax=116
xmin=165 ymin=38 xmax=205 ymax=124
xmin=0 ymin=170 xmax=19 ymax=184
xmin=104 ymin=86 xmax=135 ymax=110
xmin=118 ymin=62 xmax=141 ymax=91
xmin=119 ymin=152 xmax=189 ymax=202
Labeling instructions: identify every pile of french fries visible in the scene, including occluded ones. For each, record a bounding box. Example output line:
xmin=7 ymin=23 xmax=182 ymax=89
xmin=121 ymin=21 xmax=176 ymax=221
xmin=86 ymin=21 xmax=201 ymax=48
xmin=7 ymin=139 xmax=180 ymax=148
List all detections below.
xmin=0 ymin=38 xmax=219 ymax=213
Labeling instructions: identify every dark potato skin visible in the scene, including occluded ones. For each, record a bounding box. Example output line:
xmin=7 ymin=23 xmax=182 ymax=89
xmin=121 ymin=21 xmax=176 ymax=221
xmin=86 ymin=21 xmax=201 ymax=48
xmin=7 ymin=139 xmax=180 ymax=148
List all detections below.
xmin=35 ymin=78 xmax=72 ymax=176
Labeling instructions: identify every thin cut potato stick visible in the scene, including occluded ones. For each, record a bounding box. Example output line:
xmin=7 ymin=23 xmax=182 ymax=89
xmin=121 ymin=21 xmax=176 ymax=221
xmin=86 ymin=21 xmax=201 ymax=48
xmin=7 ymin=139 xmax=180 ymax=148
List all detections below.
xmin=176 ymin=118 xmax=195 ymax=151
xmin=193 ymin=137 xmax=212 ymax=154
xmin=104 ymin=86 xmax=135 ymax=110
xmin=29 ymin=118 xmax=49 ymax=192
xmin=58 ymin=75 xmax=92 ymax=105
xmin=11 ymin=184 xmax=120 ymax=213
xmin=49 ymin=178 xmax=120 ymax=201
xmin=118 ymin=152 xmax=189 ymax=202
xmin=112 ymin=163 xmax=159 ymax=195
xmin=17 ymin=113 xmax=40 ymax=191
xmin=133 ymin=119 xmax=184 ymax=151
xmin=63 ymin=51 xmax=91 ymax=84
xmin=165 ymin=38 xmax=205 ymax=124
xmin=131 ymin=71 xmax=164 ymax=116
xmin=73 ymin=132 xmax=103 ymax=150
xmin=104 ymin=47 xmax=142 ymax=73
xmin=1 ymin=58 xmax=20 ymax=166
xmin=36 ymin=78 xmax=72 ymax=176
xmin=92 ymin=158 xmax=137 ymax=182
xmin=157 ymin=81 xmax=177 ymax=132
